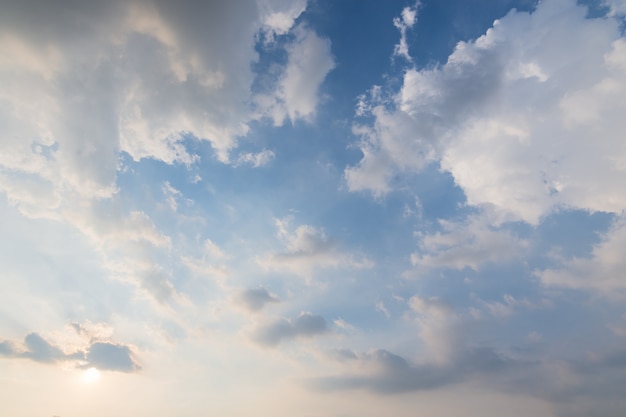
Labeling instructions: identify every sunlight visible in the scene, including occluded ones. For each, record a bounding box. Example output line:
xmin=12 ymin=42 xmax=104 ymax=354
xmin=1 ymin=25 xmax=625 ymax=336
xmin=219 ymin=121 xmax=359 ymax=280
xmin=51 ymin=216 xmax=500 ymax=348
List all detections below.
xmin=81 ymin=367 xmax=101 ymax=383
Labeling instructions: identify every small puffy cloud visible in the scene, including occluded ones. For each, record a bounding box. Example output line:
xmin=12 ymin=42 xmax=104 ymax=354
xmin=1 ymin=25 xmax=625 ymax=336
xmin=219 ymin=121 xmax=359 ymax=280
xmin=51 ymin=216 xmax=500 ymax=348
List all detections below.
xmin=393 ymin=2 xmax=420 ymax=60
xmin=258 ymin=0 xmax=308 ymax=39
xmin=236 ymin=149 xmax=276 ymax=167
xmin=346 ymin=0 xmax=626 ymax=224
xmin=237 ymin=287 xmax=280 ymax=312
xmin=375 ymin=301 xmax=391 ymax=319
xmin=252 ymin=312 xmax=329 ymax=346
xmin=161 ymin=181 xmax=193 ymax=211
xmin=86 ymin=342 xmax=140 ymax=372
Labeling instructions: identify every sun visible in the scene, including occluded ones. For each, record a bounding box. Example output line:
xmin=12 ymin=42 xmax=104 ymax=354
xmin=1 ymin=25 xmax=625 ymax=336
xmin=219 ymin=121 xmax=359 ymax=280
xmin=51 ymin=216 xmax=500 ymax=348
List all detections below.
xmin=81 ymin=367 xmax=101 ymax=383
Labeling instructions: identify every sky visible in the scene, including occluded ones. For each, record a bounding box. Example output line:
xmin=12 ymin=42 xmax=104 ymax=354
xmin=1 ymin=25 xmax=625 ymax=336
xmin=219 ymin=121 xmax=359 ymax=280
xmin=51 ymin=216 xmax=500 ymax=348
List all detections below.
xmin=1 ymin=0 xmax=626 ymax=415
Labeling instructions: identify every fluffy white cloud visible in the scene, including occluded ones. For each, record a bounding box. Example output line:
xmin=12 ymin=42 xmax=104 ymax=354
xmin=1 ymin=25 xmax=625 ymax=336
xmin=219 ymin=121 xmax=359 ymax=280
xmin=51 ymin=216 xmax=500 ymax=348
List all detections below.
xmin=256 ymin=25 xmax=335 ymax=125
xmin=347 ymin=0 xmax=626 ymax=224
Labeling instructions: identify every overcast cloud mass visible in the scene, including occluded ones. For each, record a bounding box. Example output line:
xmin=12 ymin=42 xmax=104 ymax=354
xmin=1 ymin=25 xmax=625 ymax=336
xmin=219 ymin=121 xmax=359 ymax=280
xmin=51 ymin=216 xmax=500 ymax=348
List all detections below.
xmin=1 ymin=0 xmax=626 ymax=416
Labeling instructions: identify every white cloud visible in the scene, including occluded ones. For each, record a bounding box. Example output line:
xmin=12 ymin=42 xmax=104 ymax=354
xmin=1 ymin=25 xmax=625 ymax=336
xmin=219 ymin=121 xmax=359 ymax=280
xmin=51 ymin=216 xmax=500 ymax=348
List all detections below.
xmin=237 ymin=149 xmax=276 ymax=167
xmin=537 ymin=216 xmax=626 ymax=296
xmin=476 ymin=294 xmax=552 ymax=319
xmin=346 ymin=0 xmax=626 ymax=224
xmin=393 ymin=3 xmax=420 ymax=61
xmin=0 ymin=0 xmax=324 ymax=221
xmin=375 ymin=301 xmax=391 ymax=319
xmin=258 ymin=0 xmax=308 ymax=39
xmin=259 ymin=216 xmax=373 ymax=278
xmin=162 ymin=181 xmax=183 ymax=211
xmin=409 ymin=295 xmax=454 ymax=318
xmin=408 ymin=295 xmax=459 ymax=363
xmin=0 ymin=0 xmax=327 ymax=315
xmin=256 ymin=25 xmax=335 ymax=125
xmin=410 ymin=214 xmax=527 ymax=271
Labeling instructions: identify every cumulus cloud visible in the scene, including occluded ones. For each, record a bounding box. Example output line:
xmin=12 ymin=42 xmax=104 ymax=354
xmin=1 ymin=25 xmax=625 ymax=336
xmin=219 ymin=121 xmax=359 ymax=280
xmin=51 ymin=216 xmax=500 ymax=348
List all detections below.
xmin=237 ymin=287 xmax=280 ymax=312
xmin=346 ymin=0 xmax=626 ymax=224
xmin=252 ymin=312 xmax=328 ymax=346
xmin=0 ymin=0 xmax=325 ymax=215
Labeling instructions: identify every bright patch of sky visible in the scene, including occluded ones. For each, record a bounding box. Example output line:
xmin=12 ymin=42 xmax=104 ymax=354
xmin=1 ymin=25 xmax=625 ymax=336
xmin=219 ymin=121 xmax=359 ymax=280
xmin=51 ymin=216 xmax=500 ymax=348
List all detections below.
xmin=1 ymin=0 xmax=626 ymax=416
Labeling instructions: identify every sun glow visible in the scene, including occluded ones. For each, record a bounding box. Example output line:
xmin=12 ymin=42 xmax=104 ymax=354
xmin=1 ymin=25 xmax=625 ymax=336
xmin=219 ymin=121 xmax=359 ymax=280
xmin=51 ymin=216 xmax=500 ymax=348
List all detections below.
xmin=82 ymin=367 xmax=101 ymax=383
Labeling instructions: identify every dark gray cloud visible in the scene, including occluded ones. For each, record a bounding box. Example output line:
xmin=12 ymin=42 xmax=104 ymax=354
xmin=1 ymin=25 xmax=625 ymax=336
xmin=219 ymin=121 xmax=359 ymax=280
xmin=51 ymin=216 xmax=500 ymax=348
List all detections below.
xmin=237 ymin=287 xmax=280 ymax=312
xmin=313 ymin=344 xmax=626 ymax=417
xmin=86 ymin=342 xmax=140 ymax=372
xmin=311 ymin=346 xmax=517 ymax=394
xmin=0 ymin=333 xmax=83 ymax=363
xmin=253 ymin=313 xmax=328 ymax=346
xmin=0 ymin=331 xmax=139 ymax=372
xmin=22 ymin=333 xmax=73 ymax=363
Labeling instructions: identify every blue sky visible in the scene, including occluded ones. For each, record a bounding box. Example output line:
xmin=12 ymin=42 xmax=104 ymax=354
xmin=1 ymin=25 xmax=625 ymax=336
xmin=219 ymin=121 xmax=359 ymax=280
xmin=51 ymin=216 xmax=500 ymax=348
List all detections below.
xmin=1 ymin=0 xmax=626 ymax=416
